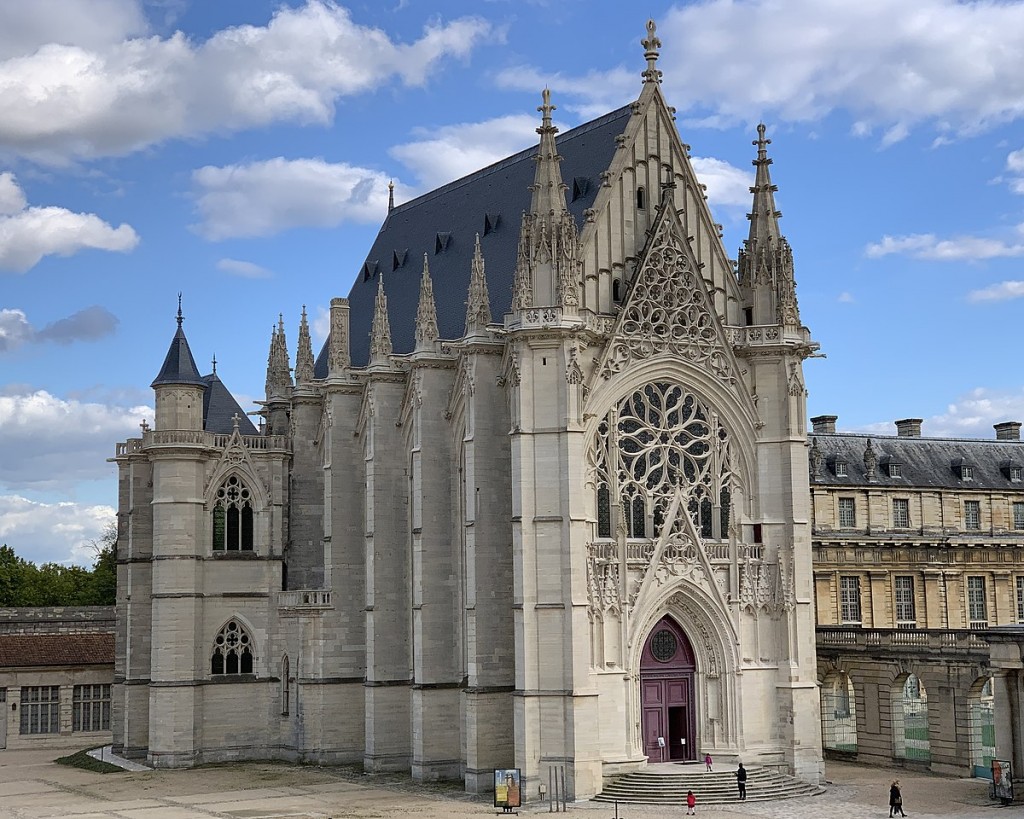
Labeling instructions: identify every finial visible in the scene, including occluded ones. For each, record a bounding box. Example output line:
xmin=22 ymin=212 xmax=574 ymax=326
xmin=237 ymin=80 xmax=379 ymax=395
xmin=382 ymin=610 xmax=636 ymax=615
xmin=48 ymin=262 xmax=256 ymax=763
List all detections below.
xmin=388 ymin=180 xmax=395 ymax=213
xmin=140 ymin=419 xmax=150 ymax=433
xmin=278 ymin=313 xmax=285 ymax=333
xmin=211 ymin=354 xmax=217 ymax=375
xmin=642 ymin=19 xmax=662 ymax=84
xmin=176 ymin=292 xmax=183 ymax=327
xmin=754 ymin=123 xmax=771 ymax=161
xmin=538 ymin=88 xmax=555 ymax=132
xmin=465 ymin=232 xmax=492 ymax=335
xmin=231 ymin=412 xmax=241 ymax=430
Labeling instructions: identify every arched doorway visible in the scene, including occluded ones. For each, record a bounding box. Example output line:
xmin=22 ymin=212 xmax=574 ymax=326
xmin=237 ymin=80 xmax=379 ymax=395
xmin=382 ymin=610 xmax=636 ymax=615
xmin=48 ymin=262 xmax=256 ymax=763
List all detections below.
xmin=640 ymin=616 xmax=696 ymax=762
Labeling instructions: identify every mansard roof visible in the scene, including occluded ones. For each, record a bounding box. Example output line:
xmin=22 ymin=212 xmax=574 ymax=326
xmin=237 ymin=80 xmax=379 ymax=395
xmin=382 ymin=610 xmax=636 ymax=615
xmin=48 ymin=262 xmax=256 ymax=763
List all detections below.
xmin=314 ymin=105 xmax=631 ymax=374
xmin=811 ymin=432 xmax=1024 ymax=490
xmin=202 ymin=372 xmax=258 ymax=435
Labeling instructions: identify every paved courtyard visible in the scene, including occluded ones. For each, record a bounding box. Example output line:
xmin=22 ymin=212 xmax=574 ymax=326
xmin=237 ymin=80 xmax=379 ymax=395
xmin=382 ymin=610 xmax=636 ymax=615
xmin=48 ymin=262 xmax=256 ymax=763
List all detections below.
xmin=0 ymin=750 xmax=1007 ymax=819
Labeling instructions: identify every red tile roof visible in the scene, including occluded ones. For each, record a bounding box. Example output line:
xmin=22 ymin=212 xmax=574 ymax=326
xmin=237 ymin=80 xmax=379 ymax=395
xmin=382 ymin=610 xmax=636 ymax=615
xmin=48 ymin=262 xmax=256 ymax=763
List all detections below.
xmin=0 ymin=633 xmax=114 ymax=668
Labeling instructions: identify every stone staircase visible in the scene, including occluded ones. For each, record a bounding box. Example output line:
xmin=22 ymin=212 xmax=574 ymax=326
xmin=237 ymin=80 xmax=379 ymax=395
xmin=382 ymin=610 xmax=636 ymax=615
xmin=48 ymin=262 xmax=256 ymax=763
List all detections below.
xmin=593 ymin=765 xmax=825 ymax=805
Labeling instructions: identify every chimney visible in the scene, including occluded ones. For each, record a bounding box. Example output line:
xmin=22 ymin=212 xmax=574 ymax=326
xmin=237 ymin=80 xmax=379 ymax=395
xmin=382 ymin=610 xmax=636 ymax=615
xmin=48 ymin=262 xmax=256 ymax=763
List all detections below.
xmin=810 ymin=415 xmax=837 ymax=434
xmin=895 ymin=418 xmax=923 ymax=438
xmin=994 ymin=421 xmax=1022 ymax=441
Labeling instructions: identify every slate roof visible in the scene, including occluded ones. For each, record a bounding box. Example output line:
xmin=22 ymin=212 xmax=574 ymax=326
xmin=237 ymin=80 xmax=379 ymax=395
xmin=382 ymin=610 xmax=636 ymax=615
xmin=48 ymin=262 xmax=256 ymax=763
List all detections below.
xmin=314 ymin=105 xmax=633 ymax=375
xmin=0 ymin=633 xmax=114 ymax=668
xmin=202 ymin=373 xmax=258 ymax=435
xmin=151 ymin=322 xmax=205 ymax=388
xmin=811 ymin=433 xmax=1024 ymax=491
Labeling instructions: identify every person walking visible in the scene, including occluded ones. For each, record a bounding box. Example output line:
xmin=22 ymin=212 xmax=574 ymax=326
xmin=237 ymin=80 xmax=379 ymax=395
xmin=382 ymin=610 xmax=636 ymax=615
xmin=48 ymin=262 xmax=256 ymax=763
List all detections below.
xmin=686 ymin=790 xmax=696 ymax=815
xmin=736 ymin=763 xmax=747 ymax=800
xmin=704 ymin=753 xmax=713 ymax=772
xmin=889 ymin=780 xmax=906 ymax=817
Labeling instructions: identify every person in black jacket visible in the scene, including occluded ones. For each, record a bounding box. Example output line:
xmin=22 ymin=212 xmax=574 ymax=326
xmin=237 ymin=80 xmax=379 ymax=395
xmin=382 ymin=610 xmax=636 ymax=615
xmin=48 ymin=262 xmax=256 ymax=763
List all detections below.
xmin=736 ymin=763 xmax=747 ymax=800
xmin=889 ymin=780 xmax=906 ymax=817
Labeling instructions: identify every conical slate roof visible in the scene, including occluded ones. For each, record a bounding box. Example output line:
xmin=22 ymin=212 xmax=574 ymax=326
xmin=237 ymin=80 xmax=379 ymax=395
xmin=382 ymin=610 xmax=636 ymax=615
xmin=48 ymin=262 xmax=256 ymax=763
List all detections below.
xmin=314 ymin=105 xmax=630 ymax=374
xmin=151 ymin=315 xmax=205 ymax=388
xmin=202 ymin=372 xmax=258 ymax=435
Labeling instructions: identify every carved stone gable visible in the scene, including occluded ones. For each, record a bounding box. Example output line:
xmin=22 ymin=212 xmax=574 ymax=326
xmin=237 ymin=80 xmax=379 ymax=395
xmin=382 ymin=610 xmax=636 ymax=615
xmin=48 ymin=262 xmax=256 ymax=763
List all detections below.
xmin=596 ymin=202 xmax=740 ymax=388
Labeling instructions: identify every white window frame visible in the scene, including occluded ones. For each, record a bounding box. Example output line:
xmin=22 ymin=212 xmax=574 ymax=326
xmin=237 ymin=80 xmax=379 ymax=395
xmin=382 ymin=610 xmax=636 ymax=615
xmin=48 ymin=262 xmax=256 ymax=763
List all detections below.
xmin=888 ymin=463 xmax=902 ymax=478
xmin=72 ymin=684 xmax=111 ymax=732
xmin=838 ymin=497 xmax=856 ymax=528
xmin=20 ymin=686 xmax=60 ymax=735
xmin=967 ymin=575 xmax=988 ymax=628
xmin=1016 ymin=576 xmax=1024 ymax=623
xmin=835 ymin=461 xmax=848 ymax=477
xmin=894 ymin=576 xmax=916 ymax=628
xmin=1013 ymin=502 xmax=1024 ymax=531
xmin=839 ymin=576 xmax=862 ymax=623
xmin=964 ymin=500 xmax=981 ymax=530
xmin=893 ymin=498 xmax=910 ymax=529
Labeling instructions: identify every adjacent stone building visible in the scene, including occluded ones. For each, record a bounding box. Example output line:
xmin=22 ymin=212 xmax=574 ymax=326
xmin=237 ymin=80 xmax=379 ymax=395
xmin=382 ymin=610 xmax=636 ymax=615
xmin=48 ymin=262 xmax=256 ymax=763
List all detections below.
xmin=811 ymin=416 xmax=1024 ymax=780
xmin=0 ymin=607 xmax=115 ymax=751
xmin=111 ymin=23 xmax=824 ymax=796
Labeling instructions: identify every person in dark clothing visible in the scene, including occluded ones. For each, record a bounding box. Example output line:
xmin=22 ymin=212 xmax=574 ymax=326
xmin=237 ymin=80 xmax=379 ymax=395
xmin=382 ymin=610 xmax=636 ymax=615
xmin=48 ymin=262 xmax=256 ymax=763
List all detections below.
xmin=889 ymin=780 xmax=906 ymax=817
xmin=736 ymin=763 xmax=747 ymax=800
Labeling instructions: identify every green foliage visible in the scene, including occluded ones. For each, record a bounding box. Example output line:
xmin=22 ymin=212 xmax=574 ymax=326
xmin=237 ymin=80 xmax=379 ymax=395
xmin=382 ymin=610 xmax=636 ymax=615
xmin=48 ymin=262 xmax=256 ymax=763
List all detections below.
xmin=0 ymin=523 xmax=117 ymax=607
xmin=55 ymin=746 xmax=125 ymax=774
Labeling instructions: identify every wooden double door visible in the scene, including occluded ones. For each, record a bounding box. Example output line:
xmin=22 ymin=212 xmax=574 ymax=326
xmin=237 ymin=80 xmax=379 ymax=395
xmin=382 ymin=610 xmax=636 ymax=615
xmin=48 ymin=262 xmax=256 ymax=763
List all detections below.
xmin=640 ymin=617 xmax=697 ymax=762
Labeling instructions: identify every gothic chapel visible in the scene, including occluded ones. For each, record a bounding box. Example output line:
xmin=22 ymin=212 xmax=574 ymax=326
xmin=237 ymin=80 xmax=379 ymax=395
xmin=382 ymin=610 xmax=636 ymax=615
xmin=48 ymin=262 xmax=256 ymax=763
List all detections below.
xmin=112 ymin=22 xmax=823 ymax=797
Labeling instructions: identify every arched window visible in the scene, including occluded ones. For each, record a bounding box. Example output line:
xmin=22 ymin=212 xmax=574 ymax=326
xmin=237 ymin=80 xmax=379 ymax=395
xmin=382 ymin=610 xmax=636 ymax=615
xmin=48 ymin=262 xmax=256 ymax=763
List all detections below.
xmin=596 ymin=485 xmax=612 ymax=538
xmin=891 ymin=673 xmax=929 ymax=761
xmin=820 ymin=671 xmax=857 ymax=752
xmin=280 ymin=655 xmax=290 ymax=715
xmin=968 ymin=677 xmax=995 ymax=778
xmin=588 ymin=383 xmax=736 ymax=543
xmin=211 ymin=619 xmax=254 ymax=676
xmin=613 ymin=278 xmax=621 ymax=302
xmin=212 ymin=475 xmax=254 ymax=551
xmin=637 ymin=187 xmax=646 ymax=210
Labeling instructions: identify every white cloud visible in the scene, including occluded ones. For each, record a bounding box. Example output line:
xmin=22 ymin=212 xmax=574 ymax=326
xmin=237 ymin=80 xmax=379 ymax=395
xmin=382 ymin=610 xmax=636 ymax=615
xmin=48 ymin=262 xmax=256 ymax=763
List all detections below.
xmin=0 ymin=387 xmax=151 ymax=491
xmin=689 ymin=157 xmax=752 ymax=208
xmin=193 ymin=158 xmax=410 ymax=240
xmin=0 ymin=0 xmax=147 ymax=61
xmin=217 ymin=258 xmax=272 ymax=278
xmin=925 ymin=388 xmax=1024 ymax=439
xmin=493 ymin=65 xmax=636 ymax=119
xmin=312 ymin=305 xmax=330 ymax=346
xmin=1006 ymin=146 xmax=1024 ymax=194
xmin=865 ymin=226 xmax=1024 ymax=261
xmin=0 ymin=1 xmax=492 ymax=164
xmin=0 ymin=172 xmax=138 ymax=272
xmin=1 ymin=306 xmax=120 ymax=350
xmin=837 ymin=292 xmax=855 ymax=304
xmin=390 ymin=114 xmax=545 ymax=189
xmin=0 ymin=494 xmax=115 ymax=565
xmin=502 ymin=2 xmax=1024 ymax=139
xmin=968 ymin=281 xmax=1024 ymax=304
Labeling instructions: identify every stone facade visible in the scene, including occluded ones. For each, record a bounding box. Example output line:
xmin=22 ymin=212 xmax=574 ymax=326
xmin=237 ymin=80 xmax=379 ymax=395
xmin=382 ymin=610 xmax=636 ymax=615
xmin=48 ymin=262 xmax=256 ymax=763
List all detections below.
xmin=811 ymin=416 xmax=1024 ymax=784
xmin=112 ymin=23 xmax=823 ymax=797
xmin=0 ymin=607 xmax=115 ymax=751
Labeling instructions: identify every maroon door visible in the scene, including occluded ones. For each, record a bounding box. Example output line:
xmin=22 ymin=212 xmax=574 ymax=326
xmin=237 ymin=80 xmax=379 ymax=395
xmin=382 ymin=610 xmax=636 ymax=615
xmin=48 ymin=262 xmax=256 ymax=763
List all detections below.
xmin=640 ymin=616 xmax=696 ymax=762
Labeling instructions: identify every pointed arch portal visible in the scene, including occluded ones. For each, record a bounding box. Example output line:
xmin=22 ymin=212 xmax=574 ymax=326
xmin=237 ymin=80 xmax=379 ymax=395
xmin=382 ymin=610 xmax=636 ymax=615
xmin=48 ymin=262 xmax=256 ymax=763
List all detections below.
xmin=640 ymin=615 xmax=696 ymax=762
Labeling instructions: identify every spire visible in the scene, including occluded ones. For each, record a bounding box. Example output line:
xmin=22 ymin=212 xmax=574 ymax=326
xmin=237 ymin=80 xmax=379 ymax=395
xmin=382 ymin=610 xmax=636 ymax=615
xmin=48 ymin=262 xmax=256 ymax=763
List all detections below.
xmin=528 ymin=88 xmax=568 ymax=217
xmin=737 ymin=123 xmax=800 ymax=327
xmin=511 ymin=89 xmax=581 ymax=312
xmin=747 ymin=123 xmax=783 ymax=248
xmin=265 ymin=314 xmax=292 ymax=399
xmin=151 ymin=297 xmax=205 ymax=388
xmin=369 ymin=274 xmax=393 ymax=364
xmin=642 ymin=19 xmax=662 ymax=84
xmin=295 ymin=305 xmax=315 ymax=385
xmin=465 ymin=233 xmax=492 ymax=335
xmin=388 ymin=180 xmax=395 ymax=213
xmin=414 ymin=254 xmax=439 ymax=351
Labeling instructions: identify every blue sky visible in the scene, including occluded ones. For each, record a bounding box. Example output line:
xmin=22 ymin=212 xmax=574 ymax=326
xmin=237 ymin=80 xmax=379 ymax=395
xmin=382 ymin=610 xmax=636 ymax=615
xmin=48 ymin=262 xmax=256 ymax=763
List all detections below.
xmin=2 ymin=0 xmax=1024 ymax=564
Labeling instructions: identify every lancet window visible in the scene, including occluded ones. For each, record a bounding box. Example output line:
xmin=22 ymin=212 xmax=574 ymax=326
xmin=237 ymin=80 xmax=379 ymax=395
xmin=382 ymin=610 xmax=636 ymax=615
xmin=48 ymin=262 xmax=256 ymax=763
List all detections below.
xmin=211 ymin=619 xmax=254 ymax=675
xmin=589 ymin=382 xmax=736 ymax=541
xmin=212 ymin=474 xmax=254 ymax=551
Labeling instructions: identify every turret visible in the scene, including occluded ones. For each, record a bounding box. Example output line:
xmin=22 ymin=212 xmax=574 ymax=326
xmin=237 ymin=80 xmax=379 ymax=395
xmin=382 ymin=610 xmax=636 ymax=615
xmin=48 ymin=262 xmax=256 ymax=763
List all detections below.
xmin=737 ymin=124 xmax=800 ymax=327
xmin=151 ymin=297 xmax=206 ymax=431
xmin=295 ymin=306 xmax=315 ymax=386
xmin=264 ymin=315 xmax=292 ymax=435
xmin=465 ymin=233 xmax=492 ymax=337
xmin=414 ymin=254 xmax=439 ymax=353
xmin=368 ymin=274 xmax=393 ymax=367
xmin=511 ymin=89 xmax=582 ymax=312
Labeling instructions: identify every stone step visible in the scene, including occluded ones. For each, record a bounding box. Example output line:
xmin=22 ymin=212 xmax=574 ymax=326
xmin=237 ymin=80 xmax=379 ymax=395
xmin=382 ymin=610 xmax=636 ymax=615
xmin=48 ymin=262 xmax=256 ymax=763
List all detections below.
xmin=593 ymin=766 xmax=825 ymax=805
